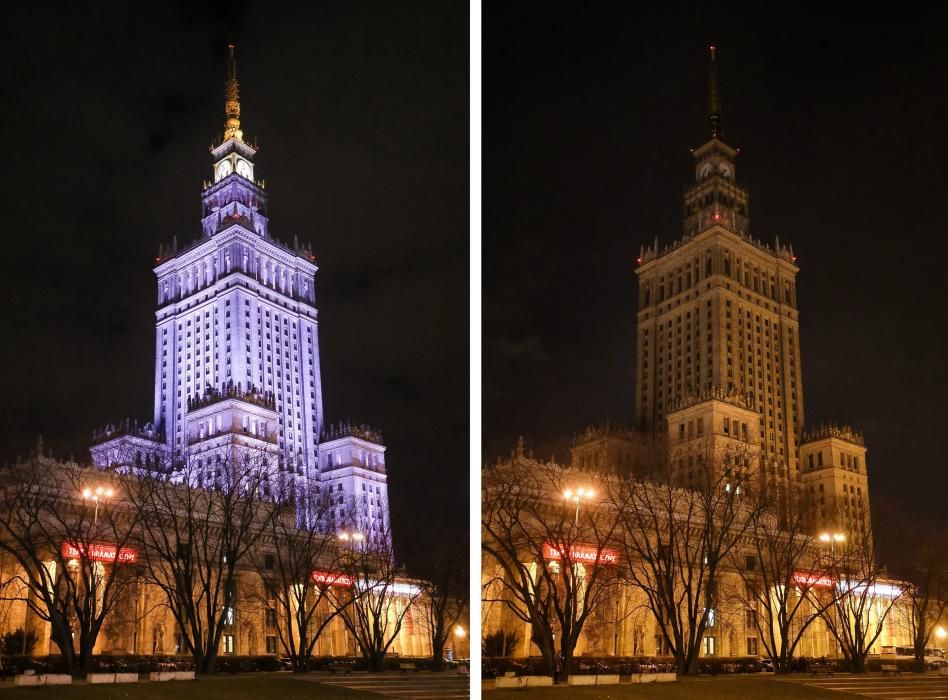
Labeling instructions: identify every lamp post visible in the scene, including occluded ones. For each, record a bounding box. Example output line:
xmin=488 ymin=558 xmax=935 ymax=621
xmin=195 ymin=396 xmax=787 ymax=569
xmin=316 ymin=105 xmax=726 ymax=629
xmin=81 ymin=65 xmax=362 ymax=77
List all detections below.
xmin=454 ymin=625 xmax=466 ymax=661
xmin=338 ymin=531 xmax=365 ymax=553
xmin=818 ymin=531 xmax=846 ymax=659
xmin=563 ymin=487 xmax=594 ymax=525
xmin=338 ymin=531 xmax=364 ymax=544
xmin=818 ymin=531 xmax=846 ymax=558
xmin=82 ymin=485 xmax=114 ymax=533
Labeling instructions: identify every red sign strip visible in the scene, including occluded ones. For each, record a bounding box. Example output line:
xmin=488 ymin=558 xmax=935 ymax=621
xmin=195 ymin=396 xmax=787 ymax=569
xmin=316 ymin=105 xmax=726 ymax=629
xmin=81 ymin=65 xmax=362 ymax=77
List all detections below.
xmin=62 ymin=542 xmax=139 ymax=564
xmin=543 ymin=542 xmax=619 ymax=565
xmin=312 ymin=569 xmax=353 ymax=587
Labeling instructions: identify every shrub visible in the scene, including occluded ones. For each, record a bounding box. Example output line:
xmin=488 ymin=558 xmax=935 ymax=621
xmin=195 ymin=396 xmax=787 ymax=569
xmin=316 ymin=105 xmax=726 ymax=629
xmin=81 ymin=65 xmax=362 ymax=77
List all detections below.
xmin=483 ymin=630 xmax=520 ymax=657
xmin=1 ymin=628 xmax=37 ymax=656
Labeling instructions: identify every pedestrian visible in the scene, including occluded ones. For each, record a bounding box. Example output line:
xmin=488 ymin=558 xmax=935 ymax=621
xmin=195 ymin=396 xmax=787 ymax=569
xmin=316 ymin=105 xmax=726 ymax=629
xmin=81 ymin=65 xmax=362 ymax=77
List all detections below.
xmin=553 ymin=653 xmax=564 ymax=683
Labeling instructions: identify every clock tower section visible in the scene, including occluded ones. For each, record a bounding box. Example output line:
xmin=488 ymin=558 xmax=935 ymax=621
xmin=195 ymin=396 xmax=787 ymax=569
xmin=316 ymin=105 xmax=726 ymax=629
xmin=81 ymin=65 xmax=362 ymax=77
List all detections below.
xmin=683 ymin=48 xmax=749 ymax=239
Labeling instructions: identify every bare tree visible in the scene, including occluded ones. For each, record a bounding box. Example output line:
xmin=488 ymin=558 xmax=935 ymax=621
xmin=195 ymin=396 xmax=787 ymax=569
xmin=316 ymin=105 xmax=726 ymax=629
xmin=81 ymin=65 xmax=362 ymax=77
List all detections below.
xmin=328 ymin=521 xmax=422 ymax=672
xmin=882 ymin=517 xmax=948 ymax=672
xmin=417 ymin=536 xmax=468 ymax=668
xmin=481 ymin=443 xmax=624 ymax=677
xmin=0 ymin=455 xmax=141 ymax=675
xmin=732 ymin=486 xmax=837 ymax=672
xmin=126 ymin=448 xmax=278 ymax=674
xmin=811 ymin=526 xmax=901 ymax=673
xmin=248 ymin=481 xmax=347 ymax=672
xmin=611 ymin=442 xmax=759 ymax=675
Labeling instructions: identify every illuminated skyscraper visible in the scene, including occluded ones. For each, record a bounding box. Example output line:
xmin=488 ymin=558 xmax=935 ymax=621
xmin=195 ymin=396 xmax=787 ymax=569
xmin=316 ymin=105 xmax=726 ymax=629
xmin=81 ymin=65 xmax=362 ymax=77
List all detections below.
xmin=91 ymin=47 xmax=390 ymax=543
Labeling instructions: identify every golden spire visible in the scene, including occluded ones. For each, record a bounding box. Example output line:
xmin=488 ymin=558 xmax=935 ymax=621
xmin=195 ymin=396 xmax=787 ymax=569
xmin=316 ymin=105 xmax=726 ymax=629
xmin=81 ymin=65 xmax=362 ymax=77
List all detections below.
xmin=224 ymin=44 xmax=243 ymax=142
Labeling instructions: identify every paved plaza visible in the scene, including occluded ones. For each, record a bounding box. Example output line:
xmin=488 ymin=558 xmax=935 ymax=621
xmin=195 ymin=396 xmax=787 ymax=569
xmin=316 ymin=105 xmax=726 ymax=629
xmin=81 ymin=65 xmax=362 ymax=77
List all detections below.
xmin=784 ymin=673 xmax=948 ymax=699
xmin=298 ymin=671 xmax=470 ymax=699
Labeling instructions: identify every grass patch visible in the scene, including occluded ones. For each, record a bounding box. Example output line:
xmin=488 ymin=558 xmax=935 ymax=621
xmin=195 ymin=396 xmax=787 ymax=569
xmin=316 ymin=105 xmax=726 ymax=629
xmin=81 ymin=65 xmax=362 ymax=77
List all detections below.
xmin=0 ymin=675 xmax=377 ymax=699
xmin=487 ymin=676 xmax=859 ymax=699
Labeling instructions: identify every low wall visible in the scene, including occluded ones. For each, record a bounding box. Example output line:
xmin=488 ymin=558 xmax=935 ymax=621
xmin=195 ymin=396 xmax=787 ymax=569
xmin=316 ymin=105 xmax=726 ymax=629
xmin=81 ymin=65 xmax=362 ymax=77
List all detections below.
xmin=148 ymin=670 xmax=196 ymax=681
xmin=495 ymin=676 xmax=522 ymax=688
xmin=632 ymin=672 xmax=677 ymax=683
xmin=567 ymin=675 xmax=596 ymax=685
xmin=89 ymin=672 xmax=140 ymax=684
xmin=523 ymin=675 xmax=553 ymax=686
xmin=15 ymin=674 xmax=72 ymax=686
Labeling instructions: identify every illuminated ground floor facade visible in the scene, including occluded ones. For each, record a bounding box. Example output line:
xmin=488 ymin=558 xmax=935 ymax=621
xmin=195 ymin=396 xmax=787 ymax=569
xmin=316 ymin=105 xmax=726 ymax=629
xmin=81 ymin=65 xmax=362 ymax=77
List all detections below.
xmin=0 ymin=556 xmax=431 ymax=660
xmin=482 ymin=556 xmax=913 ymax=660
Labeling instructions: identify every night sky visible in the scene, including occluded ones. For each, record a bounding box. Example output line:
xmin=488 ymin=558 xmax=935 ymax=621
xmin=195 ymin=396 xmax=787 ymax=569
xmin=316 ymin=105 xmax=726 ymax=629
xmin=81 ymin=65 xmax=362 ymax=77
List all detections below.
xmin=485 ymin=7 xmax=948 ymax=532
xmin=0 ymin=3 xmax=468 ymax=569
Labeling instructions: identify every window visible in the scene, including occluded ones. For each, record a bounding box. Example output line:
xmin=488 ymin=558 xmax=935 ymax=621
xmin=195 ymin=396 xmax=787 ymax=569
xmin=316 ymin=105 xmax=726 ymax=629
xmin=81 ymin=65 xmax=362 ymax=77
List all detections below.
xmin=747 ymin=637 xmax=758 ymax=655
xmin=265 ymin=607 xmax=277 ymax=628
xmin=703 ymin=636 xmax=716 ymax=656
xmin=223 ymin=635 xmax=235 ymax=654
xmin=266 ymin=636 xmax=277 ymax=654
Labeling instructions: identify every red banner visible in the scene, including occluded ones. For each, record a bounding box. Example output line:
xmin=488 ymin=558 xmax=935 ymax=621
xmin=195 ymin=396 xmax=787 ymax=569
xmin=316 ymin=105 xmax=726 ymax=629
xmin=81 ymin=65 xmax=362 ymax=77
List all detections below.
xmin=792 ymin=570 xmax=834 ymax=589
xmin=543 ymin=542 xmax=619 ymax=565
xmin=312 ymin=570 xmax=353 ymax=587
xmin=62 ymin=542 xmax=139 ymax=564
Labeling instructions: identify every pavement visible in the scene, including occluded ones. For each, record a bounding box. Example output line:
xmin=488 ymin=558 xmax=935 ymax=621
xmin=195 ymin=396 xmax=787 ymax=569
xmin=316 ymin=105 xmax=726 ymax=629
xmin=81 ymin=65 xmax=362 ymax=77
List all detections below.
xmin=784 ymin=672 xmax=948 ymax=699
xmin=296 ymin=671 xmax=470 ymax=699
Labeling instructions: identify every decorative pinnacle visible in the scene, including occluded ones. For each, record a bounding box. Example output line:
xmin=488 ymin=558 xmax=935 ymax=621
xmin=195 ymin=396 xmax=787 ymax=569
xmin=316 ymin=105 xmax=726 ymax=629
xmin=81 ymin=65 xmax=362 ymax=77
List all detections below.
xmin=708 ymin=45 xmax=721 ymax=139
xmin=224 ymin=44 xmax=243 ymax=142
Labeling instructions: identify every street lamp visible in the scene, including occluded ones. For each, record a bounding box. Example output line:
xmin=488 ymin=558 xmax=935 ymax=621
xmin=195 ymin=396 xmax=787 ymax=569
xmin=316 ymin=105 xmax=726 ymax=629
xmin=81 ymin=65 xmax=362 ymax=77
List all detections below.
xmin=454 ymin=625 xmax=465 ymax=639
xmin=82 ymin=485 xmax=114 ymax=531
xmin=563 ymin=487 xmax=594 ymax=525
xmin=818 ymin=531 xmax=846 ymax=557
xmin=338 ymin=531 xmax=365 ymax=549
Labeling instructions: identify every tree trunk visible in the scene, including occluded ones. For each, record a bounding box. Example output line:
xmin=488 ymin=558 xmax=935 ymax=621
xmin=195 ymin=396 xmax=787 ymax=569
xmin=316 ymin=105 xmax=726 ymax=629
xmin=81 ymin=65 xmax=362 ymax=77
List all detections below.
xmin=915 ymin=638 xmax=927 ymax=673
xmin=368 ymin=650 xmax=386 ymax=672
xmin=431 ymin=631 xmax=446 ymax=670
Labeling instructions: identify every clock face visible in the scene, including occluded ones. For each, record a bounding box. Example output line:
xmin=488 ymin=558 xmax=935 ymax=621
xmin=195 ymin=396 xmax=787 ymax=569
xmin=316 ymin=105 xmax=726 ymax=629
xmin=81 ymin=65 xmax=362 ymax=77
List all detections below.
xmin=216 ymin=160 xmax=233 ymax=181
xmin=236 ymin=160 xmax=252 ymax=179
xmin=719 ymin=163 xmax=732 ymax=178
xmin=699 ymin=162 xmax=713 ymax=178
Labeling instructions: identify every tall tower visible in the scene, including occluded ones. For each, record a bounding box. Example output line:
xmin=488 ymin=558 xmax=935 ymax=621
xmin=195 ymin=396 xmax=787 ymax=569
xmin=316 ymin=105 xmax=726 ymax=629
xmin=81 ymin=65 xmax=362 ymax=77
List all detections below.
xmin=91 ymin=46 xmax=392 ymax=543
xmin=93 ymin=46 xmax=324 ymax=485
xmin=634 ymin=47 xmax=805 ymax=496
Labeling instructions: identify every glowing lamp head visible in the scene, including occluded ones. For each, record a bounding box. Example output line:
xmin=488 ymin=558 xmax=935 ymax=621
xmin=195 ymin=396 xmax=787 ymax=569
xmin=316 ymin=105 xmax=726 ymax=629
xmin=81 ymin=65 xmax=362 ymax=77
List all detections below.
xmin=833 ymin=533 xmax=846 ymax=543
xmin=564 ymin=489 xmax=573 ymax=500
xmin=819 ymin=533 xmax=831 ymax=543
xmin=82 ymin=488 xmax=92 ymax=499
xmin=454 ymin=625 xmax=466 ymax=638
xmin=352 ymin=533 xmax=364 ymax=542
xmin=936 ymin=626 xmax=947 ymax=640
xmin=338 ymin=533 xmax=350 ymax=542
